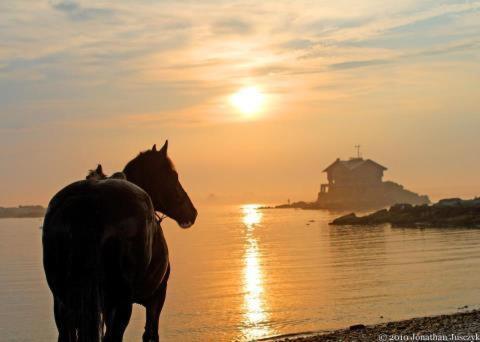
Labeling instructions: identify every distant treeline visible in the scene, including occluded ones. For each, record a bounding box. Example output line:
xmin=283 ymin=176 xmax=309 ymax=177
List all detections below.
xmin=0 ymin=205 xmax=46 ymax=218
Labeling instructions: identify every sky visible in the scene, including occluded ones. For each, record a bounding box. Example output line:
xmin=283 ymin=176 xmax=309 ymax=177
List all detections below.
xmin=0 ymin=0 xmax=479 ymax=206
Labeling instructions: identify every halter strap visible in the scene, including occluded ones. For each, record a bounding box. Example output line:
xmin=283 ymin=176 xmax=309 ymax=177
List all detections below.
xmin=155 ymin=212 xmax=167 ymax=224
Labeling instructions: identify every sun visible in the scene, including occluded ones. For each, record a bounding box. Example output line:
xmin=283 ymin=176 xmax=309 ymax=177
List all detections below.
xmin=230 ymin=87 xmax=264 ymax=116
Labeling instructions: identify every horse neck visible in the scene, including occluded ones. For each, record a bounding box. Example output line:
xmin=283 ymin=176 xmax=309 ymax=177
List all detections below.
xmin=123 ymin=168 xmax=161 ymax=211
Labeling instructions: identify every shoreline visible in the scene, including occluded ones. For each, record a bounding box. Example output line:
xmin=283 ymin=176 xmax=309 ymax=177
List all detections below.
xmin=265 ymin=309 xmax=480 ymax=341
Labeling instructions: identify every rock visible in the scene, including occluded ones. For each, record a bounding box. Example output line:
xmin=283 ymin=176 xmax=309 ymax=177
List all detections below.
xmin=330 ymin=213 xmax=358 ymax=225
xmin=349 ymin=324 xmax=366 ymax=331
xmin=435 ymin=198 xmax=463 ymax=207
xmin=368 ymin=209 xmax=390 ymax=223
xmin=330 ymin=197 xmax=480 ymax=228
xmin=389 ymin=203 xmax=413 ymax=213
xmin=0 ymin=205 xmax=46 ymax=218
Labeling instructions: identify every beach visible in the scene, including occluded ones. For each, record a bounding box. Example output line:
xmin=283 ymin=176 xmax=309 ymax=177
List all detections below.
xmin=272 ymin=310 xmax=480 ymax=341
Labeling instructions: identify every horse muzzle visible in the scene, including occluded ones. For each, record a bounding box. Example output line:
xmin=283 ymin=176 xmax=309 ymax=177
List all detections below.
xmin=179 ymin=221 xmax=194 ymax=229
xmin=178 ymin=206 xmax=197 ymax=229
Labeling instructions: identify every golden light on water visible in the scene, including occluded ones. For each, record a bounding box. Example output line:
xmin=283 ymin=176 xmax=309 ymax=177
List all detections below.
xmin=242 ymin=204 xmax=262 ymax=228
xmin=241 ymin=204 xmax=272 ymax=340
xmin=230 ymin=87 xmax=264 ymax=117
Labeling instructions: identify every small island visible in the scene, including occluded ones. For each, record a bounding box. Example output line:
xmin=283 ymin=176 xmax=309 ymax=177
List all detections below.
xmin=0 ymin=205 xmax=46 ymax=218
xmin=273 ymin=153 xmax=429 ymax=211
xmin=330 ymin=198 xmax=480 ymax=228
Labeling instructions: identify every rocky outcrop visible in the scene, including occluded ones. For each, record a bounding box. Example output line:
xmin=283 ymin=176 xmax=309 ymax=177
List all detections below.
xmin=0 ymin=205 xmax=46 ymax=218
xmin=330 ymin=198 xmax=480 ymax=227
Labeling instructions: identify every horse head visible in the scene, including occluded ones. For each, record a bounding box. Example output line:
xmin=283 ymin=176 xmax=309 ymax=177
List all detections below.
xmin=123 ymin=141 xmax=197 ymax=228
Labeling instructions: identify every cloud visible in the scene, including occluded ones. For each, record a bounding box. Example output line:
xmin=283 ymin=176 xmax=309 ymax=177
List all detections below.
xmin=411 ymin=40 xmax=480 ymax=57
xmin=279 ymin=39 xmax=315 ymax=50
xmin=252 ymin=64 xmax=294 ymax=76
xmin=330 ymin=59 xmax=391 ymax=70
xmin=325 ymin=1 xmax=480 ymax=43
xmin=211 ymin=18 xmax=252 ymax=35
xmin=329 ymin=39 xmax=480 ymax=70
xmin=51 ymin=0 xmax=114 ymax=21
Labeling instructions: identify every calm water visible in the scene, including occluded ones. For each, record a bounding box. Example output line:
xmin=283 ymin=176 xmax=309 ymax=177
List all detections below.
xmin=1 ymin=204 xmax=480 ymax=341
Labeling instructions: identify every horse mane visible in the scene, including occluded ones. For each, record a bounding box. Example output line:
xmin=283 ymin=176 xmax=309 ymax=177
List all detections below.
xmin=123 ymin=150 xmax=176 ymax=174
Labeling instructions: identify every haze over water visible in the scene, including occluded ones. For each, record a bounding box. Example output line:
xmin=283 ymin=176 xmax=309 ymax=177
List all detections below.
xmin=2 ymin=204 xmax=480 ymax=341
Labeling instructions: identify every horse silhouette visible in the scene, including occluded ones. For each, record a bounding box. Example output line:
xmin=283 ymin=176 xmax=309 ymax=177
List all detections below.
xmin=42 ymin=141 xmax=197 ymax=342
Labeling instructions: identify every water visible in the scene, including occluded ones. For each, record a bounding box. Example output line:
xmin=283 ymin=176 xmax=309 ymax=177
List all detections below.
xmin=1 ymin=204 xmax=480 ymax=341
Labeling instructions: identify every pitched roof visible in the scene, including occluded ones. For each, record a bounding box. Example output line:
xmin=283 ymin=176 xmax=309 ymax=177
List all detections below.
xmin=323 ymin=158 xmax=387 ymax=172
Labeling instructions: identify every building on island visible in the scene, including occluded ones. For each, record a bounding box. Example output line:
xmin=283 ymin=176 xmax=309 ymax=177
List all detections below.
xmin=275 ymin=147 xmax=430 ymax=210
xmin=316 ymin=154 xmax=429 ymax=209
xmin=320 ymin=157 xmax=387 ymax=196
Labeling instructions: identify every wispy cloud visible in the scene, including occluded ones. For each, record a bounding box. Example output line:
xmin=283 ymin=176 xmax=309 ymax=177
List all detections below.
xmin=330 ymin=59 xmax=390 ymax=70
xmin=318 ymin=1 xmax=480 ymax=43
xmin=329 ymin=39 xmax=480 ymax=70
xmin=211 ymin=18 xmax=252 ymax=35
xmin=51 ymin=0 xmax=114 ymax=21
xmin=279 ymin=39 xmax=315 ymax=50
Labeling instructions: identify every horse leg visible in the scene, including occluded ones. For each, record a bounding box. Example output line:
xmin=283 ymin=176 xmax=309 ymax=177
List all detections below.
xmin=103 ymin=301 xmax=133 ymax=342
xmin=142 ymin=268 xmax=170 ymax=342
xmin=54 ymin=297 xmax=75 ymax=342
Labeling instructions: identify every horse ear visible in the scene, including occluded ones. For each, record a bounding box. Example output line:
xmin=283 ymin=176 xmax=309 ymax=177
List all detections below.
xmin=151 ymin=144 xmax=157 ymax=152
xmin=159 ymin=140 xmax=168 ymax=156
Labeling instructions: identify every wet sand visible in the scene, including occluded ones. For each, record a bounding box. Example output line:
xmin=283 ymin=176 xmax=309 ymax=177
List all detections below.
xmin=271 ymin=310 xmax=480 ymax=341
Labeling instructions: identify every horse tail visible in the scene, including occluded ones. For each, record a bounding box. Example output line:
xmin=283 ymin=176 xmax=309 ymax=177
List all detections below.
xmin=65 ymin=217 xmax=104 ymax=342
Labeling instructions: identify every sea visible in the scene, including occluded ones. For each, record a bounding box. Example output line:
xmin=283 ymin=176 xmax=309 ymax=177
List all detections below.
xmin=1 ymin=204 xmax=480 ymax=341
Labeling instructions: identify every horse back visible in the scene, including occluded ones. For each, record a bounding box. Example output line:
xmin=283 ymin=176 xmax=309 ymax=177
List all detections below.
xmin=42 ymin=179 xmax=168 ymax=303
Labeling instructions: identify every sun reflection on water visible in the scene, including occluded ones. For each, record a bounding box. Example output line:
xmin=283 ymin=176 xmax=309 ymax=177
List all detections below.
xmin=243 ymin=204 xmax=262 ymax=229
xmin=241 ymin=204 xmax=272 ymax=340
